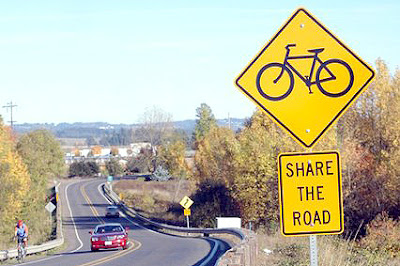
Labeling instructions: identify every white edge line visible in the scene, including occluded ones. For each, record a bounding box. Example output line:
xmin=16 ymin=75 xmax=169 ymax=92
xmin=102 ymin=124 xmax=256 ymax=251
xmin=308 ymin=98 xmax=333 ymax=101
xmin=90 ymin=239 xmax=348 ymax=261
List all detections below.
xmin=20 ymin=181 xmax=83 ymax=265
xmin=66 ymin=182 xmax=84 ymax=253
xmin=97 ymin=183 xmax=160 ymax=235
xmin=97 ymin=182 xmax=223 ymax=265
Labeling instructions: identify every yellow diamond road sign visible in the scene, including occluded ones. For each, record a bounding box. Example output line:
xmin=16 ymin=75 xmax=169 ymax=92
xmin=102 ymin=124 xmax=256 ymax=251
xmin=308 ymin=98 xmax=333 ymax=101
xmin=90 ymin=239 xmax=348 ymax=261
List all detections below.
xmin=235 ymin=8 xmax=375 ymax=148
xmin=278 ymin=151 xmax=343 ymax=236
xmin=180 ymin=196 xmax=194 ymax=209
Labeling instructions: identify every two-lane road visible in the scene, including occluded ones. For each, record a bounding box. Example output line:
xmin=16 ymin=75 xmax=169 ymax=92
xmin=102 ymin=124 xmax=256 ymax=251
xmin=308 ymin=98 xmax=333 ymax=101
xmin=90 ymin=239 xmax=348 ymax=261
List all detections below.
xmin=16 ymin=179 xmax=229 ymax=266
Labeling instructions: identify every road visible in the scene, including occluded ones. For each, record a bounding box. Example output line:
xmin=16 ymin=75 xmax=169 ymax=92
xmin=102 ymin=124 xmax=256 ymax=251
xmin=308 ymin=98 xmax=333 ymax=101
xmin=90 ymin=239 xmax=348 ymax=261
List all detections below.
xmin=14 ymin=179 xmax=230 ymax=266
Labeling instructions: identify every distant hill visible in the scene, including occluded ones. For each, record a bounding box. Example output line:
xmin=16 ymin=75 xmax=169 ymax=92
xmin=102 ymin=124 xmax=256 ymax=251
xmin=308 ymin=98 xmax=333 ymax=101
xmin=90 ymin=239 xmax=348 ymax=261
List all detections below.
xmin=14 ymin=118 xmax=246 ymax=140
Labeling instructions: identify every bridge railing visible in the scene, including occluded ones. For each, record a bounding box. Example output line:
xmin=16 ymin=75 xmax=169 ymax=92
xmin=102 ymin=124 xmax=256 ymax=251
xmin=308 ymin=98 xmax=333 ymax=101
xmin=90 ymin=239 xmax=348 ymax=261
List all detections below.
xmin=103 ymin=183 xmax=257 ymax=266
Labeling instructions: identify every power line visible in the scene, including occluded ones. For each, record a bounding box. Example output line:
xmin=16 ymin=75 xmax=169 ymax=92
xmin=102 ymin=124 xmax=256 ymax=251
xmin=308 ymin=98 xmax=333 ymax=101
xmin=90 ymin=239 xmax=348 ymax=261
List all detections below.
xmin=2 ymin=101 xmax=17 ymax=128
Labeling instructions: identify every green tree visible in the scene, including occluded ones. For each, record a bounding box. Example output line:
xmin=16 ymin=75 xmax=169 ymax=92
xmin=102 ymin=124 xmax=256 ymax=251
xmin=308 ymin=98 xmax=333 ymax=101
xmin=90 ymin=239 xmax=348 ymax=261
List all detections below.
xmin=16 ymin=129 xmax=64 ymax=245
xmin=192 ymin=103 xmax=217 ymax=143
xmin=106 ymin=158 xmax=124 ymax=176
xmin=69 ymin=161 xmax=100 ymax=177
xmin=126 ymin=147 xmax=153 ymax=173
xmin=17 ymin=129 xmax=65 ymax=183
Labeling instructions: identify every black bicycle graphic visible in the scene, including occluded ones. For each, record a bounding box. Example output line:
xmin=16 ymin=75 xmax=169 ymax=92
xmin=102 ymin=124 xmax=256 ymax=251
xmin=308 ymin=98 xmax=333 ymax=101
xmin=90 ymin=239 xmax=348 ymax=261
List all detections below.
xmin=256 ymin=43 xmax=354 ymax=101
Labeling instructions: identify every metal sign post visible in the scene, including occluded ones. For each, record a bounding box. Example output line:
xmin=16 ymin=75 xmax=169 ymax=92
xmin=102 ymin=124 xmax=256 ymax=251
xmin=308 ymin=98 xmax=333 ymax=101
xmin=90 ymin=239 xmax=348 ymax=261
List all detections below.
xmin=308 ymin=148 xmax=318 ymax=266
xmin=184 ymin=208 xmax=191 ymax=228
xmin=310 ymin=235 xmax=318 ymax=266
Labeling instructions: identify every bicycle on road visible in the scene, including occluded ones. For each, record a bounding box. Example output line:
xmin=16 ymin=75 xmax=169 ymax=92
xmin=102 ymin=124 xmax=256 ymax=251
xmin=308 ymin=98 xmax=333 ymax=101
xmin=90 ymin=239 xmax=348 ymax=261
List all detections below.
xmin=14 ymin=236 xmax=27 ymax=263
xmin=256 ymin=43 xmax=354 ymax=101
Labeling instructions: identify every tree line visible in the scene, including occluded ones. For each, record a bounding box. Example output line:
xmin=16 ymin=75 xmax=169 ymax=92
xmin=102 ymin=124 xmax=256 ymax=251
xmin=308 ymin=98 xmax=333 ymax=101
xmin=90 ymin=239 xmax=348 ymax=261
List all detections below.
xmin=0 ymin=127 xmax=64 ymax=249
xmin=190 ymin=60 xmax=400 ymax=239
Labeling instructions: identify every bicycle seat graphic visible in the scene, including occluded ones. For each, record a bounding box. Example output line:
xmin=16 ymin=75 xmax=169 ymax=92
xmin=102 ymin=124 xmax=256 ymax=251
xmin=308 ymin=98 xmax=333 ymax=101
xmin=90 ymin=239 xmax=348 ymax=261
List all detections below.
xmin=256 ymin=43 xmax=354 ymax=101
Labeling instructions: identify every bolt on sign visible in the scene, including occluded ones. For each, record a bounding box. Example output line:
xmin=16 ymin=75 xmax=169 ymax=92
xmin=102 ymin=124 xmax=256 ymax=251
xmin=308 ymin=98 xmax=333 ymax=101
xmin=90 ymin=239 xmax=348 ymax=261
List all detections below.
xmin=235 ymin=8 xmax=375 ymax=148
xmin=278 ymin=151 xmax=343 ymax=236
xmin=180 ymin=196 xmax=194 ymax=209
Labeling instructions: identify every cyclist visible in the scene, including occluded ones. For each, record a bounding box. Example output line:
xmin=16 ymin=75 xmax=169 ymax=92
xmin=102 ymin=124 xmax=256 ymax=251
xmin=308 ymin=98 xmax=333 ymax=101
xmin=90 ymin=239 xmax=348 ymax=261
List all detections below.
xmin=14 ymin=220 xmax=28 ymax=250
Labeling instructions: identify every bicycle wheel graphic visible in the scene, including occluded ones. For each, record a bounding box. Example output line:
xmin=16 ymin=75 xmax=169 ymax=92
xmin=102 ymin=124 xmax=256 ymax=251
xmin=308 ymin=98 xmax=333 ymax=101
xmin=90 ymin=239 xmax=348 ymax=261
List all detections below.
xmin=256 ymin=62 xmax=294 ymax=101
xmin=316 ymin=59 xmax=354 ymax=97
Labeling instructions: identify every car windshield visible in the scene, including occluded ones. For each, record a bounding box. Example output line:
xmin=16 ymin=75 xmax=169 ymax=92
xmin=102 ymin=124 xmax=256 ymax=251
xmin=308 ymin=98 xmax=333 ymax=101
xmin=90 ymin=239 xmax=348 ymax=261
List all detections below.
xmin=108 ymin=206 xmax=117 ymax=210
xmin=95 ymin=225 xmax=123 ymax=234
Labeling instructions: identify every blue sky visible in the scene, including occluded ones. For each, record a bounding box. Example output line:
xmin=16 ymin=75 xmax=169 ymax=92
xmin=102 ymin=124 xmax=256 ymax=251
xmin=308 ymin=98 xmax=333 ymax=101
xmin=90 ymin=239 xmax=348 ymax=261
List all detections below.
xmin=0 ymin=0 xmax=398 ymax=124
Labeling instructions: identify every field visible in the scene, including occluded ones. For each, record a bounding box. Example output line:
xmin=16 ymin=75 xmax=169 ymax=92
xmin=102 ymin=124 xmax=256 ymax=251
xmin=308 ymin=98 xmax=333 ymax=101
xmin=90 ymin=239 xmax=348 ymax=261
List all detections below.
xmin=113 ymin=179 xmax=196 ymax=226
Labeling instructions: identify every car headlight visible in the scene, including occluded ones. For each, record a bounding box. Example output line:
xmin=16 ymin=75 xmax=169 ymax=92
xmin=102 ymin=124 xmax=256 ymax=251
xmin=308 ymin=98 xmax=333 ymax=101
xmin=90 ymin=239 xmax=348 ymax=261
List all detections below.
xmin=116 ymin=235 xmax=125 ymax=239
xmin=91 ymin=237 xmax=99 ymax=241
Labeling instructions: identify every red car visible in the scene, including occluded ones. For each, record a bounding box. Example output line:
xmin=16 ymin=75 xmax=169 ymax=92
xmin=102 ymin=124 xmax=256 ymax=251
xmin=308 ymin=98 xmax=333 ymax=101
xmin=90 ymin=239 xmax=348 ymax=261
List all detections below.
xmin=89 ymin=223 xmax=129 ymax=251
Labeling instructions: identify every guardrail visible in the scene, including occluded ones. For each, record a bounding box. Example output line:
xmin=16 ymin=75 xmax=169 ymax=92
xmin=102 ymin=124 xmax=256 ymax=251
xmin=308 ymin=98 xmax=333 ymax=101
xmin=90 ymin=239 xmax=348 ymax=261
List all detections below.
xmin=103 ymin=183 xmax=257 ymax=266
xmin=0 ymin=183 xmax=64 ymax=261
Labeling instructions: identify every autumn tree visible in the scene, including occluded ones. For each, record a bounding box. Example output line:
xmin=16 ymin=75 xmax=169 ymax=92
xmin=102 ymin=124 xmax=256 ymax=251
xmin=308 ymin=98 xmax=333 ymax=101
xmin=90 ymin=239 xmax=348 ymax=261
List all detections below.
xmin=111 ymin=146 xmax=119 ymax=156
xmin=194 ymin=126 xmax=238 ymax=185
xmin=158 ymin=140 xmax=190 ymax=178
xmin=0 ymin=119 xmax=31 ymax=248
xmin=16 ymin=129 xmax=65 ymax=244
xmin=91 ymin=145 xmax=102 ymax=156
xmin=338 ymin=59 xmax=400 ymax=234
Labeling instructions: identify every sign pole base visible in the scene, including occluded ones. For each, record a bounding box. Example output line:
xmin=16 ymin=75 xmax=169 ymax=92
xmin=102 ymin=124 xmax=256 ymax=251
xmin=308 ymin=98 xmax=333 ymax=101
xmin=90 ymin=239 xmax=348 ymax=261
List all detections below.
xmin=309 ymin=235 xmax=318 ymax=266
xmin=186 ymin=215 xmax=190 ymax=229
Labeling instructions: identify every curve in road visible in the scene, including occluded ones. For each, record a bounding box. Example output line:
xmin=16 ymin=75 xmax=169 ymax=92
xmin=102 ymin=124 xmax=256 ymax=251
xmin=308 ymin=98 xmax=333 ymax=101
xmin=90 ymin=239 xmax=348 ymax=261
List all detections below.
xmin=13 ymin=179 xmax=230 ymax=266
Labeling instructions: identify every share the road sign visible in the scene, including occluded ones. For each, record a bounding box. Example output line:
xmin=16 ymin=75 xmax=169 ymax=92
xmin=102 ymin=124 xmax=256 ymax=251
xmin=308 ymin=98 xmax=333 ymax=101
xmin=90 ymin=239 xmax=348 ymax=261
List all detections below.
xmin=235 ymin=8 xmax=375 ymax=148
xmin=278 ymin=151 xmax=343 ymax=236
xmin=180 ymin=196 xmax=194 ymax=209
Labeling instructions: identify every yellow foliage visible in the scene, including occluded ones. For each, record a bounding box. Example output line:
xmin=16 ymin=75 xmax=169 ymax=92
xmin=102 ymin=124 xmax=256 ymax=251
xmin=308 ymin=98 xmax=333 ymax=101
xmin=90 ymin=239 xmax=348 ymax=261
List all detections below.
xmin=91 ymin=145 xmax=102 ymax=155
xmin=0 ymin=120 xmax=31 ymax=247
xmin=159 ymin=140 xmax=191 ymax=178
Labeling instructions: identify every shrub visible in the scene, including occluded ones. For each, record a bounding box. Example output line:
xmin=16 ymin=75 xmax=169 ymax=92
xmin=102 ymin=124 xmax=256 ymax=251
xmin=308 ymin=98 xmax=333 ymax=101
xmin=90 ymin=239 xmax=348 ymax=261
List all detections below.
xmin=105 ymin=158 xmax=124 ymax=177
xmin=151 ymin=166 xmax=171 ymax=181
xmin=361 ymin=212 xmax=400 ymax=257
xmin=190 ymin=179 xmax=240 ymax=228
xmin=69 ymin=161 xmax=100 ymax=177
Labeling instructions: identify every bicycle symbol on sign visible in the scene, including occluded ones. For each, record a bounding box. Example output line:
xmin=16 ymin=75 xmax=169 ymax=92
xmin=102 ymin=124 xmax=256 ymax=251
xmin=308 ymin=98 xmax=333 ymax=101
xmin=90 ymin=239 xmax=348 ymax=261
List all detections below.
xmin=256 ymin=43 xmax=354 ymax=101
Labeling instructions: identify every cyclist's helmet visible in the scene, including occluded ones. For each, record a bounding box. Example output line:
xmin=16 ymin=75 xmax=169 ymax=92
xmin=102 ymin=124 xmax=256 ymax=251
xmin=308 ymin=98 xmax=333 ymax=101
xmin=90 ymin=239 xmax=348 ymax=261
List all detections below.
xmin=17 ymin=220 xmax=23 ymax=226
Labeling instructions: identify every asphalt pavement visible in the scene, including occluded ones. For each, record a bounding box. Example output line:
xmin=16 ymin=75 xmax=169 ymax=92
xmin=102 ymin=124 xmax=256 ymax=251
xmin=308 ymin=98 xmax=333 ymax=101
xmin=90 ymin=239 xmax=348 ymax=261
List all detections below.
xmin=9 ymin=178 xmax=230 ymax=266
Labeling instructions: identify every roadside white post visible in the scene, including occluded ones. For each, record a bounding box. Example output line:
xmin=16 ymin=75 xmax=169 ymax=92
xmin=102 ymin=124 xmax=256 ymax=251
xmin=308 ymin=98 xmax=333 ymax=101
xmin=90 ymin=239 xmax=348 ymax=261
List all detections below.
xmin=186 ymin=215 xmax=190 ymax=229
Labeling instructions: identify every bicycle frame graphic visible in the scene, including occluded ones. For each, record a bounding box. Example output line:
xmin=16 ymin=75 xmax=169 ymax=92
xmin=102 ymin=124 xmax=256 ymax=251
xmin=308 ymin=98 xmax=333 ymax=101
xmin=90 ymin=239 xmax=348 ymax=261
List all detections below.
xmin=256 ymin=43 xmax=354 ymax=101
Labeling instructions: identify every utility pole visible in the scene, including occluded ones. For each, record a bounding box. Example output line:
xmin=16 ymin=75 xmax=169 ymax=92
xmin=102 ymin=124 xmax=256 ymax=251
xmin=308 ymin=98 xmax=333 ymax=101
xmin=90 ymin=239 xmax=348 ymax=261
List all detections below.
xmin=2 ymin=101 xmax=17 ymax=128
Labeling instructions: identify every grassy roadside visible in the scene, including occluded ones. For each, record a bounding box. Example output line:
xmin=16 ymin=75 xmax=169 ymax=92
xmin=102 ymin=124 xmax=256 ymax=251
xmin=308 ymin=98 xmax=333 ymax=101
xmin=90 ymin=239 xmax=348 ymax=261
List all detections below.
xmin=256 ymin=231 xmax=400 ymax=266
xmin=113 ymin=178 xmax=196 ymax=227
xmin=115 ymin=178 xmax=400 ymax=265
